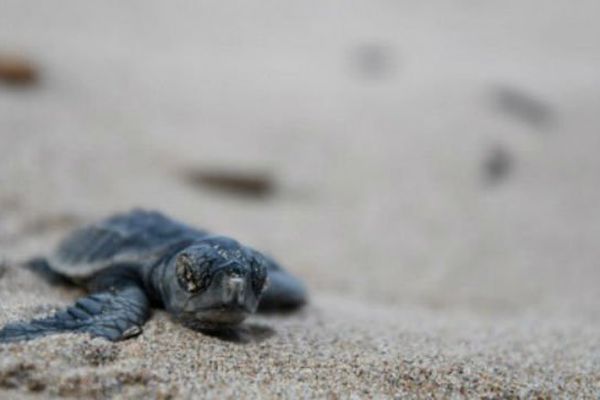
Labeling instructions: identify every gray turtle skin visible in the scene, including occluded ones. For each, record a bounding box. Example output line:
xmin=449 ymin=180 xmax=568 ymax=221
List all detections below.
xmin=0 ymin=210 xmax=306 ymax=342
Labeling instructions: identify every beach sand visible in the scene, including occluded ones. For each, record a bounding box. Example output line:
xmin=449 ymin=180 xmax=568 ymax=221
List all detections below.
xmin=1 ymin=1 xmax=600 ymax=398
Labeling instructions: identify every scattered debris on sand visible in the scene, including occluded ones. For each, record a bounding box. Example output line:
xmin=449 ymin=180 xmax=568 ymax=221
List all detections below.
xmin=0 ymin=55 xmax=38 ymax=86
xmin=491 ymin=85 xmax=555 ymax=129
xmin=482 ymin=144 xmax=514 ymax=186
xmin=183 ymin=168 xmax=275 ymax=198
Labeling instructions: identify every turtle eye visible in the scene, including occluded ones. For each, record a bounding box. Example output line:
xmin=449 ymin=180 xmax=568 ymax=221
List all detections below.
xmin=196 ymin=261 xmax=213 ymax=292
xmin=250 ymin=258 xmax=267 ymax=296
xmin=176 ymin=254 xmax=213 ymax=293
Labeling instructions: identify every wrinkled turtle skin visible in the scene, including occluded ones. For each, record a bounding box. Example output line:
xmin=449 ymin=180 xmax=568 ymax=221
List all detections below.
xmin=0 ymin=210 xmax=306 ymax=342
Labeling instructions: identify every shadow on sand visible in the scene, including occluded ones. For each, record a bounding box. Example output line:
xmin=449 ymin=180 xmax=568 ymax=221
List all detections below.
xmin=198 ymin=323 xmax=276 ymax=344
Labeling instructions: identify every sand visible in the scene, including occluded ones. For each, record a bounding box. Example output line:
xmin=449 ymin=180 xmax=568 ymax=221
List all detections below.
xmin=1 ymin=0 xmax=600 ymax=398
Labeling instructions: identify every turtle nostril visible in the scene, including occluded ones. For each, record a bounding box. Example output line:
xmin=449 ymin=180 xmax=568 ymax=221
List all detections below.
xmin=230 ymin=266 xmax=243 ymax=276
xmin=218 ymin=260 xmax=243 ymax=276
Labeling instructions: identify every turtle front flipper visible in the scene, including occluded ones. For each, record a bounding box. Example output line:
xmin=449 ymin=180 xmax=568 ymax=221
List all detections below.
xmin=256 ymin=255 xmax=307 ymax=312
xmin=0 ymin=284 xmax=150 ymax=342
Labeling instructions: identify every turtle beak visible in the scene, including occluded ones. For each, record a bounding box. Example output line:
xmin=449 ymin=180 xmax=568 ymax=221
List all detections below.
xmin=222 ymin=275 xmax=246 ymax=306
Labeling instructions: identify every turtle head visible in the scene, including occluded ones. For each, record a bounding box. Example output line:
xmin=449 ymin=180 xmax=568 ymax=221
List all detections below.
xmin=162 ymin=237 xmax=268 ymax=330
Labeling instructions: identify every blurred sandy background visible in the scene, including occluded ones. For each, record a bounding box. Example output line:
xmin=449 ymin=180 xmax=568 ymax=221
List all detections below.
xmin=1 ymin=1 xmax=600 ymax=398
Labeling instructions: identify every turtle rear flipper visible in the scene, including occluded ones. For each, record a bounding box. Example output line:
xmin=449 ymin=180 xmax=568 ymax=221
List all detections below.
xmin=24 ymin=257 xmax=74 ymax=286
xmin=0 ymin=284 xmax=150 ymax=342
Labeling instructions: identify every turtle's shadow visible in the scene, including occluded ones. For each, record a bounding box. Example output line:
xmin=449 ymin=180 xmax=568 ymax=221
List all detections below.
xmin=199 ymin=323 xmax=276 ymax=344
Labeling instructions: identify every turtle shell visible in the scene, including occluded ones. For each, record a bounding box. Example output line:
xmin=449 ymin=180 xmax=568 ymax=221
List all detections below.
xmin=48 ymin=209 xmax=208 ymax=278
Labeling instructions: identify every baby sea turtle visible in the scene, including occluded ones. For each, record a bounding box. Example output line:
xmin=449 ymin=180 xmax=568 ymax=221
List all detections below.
xmin=0 ymin=210 xmax=306 ymax=342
